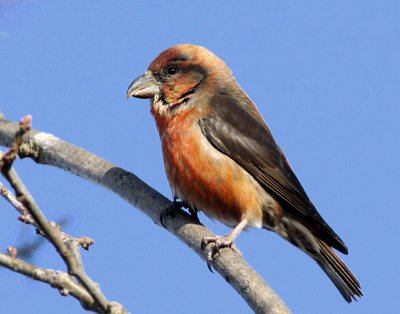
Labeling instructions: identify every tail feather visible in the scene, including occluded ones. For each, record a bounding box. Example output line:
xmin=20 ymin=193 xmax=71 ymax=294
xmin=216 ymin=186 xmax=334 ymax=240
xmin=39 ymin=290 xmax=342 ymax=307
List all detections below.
xmin=278 ymin=217 xmax=362 ymax=302
xmin=317 ymin=240 xmax=362 ymax=302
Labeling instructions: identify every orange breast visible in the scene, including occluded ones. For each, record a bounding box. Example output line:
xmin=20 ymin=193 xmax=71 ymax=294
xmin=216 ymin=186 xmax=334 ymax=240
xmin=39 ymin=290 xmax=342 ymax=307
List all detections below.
xmin=153 ymin=107 xmax=264 ymax=228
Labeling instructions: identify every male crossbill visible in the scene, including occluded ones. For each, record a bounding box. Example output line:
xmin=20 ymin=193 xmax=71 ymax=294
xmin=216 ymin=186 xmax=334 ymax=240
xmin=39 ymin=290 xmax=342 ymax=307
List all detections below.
xmin=126 ymin=44 xmax=362 ymax=302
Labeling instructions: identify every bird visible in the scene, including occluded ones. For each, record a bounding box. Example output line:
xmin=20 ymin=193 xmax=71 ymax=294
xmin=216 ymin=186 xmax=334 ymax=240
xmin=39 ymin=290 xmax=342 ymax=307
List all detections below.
xmin=126 ymin=44 xmax=362 ymax=302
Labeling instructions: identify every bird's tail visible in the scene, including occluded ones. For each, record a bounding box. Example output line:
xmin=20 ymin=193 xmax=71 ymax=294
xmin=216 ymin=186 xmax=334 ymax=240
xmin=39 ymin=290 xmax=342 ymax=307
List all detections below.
xmin=277 ymin=217 xmax=362 ymax=302
xmin=316 ymin=240 xmax=362 ymax=302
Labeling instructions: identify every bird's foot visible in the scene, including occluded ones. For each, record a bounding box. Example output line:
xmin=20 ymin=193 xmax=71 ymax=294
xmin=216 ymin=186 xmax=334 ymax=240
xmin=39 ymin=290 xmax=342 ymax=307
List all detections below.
xmin=160 ymin=200 xmax=181 ymax=228
xmin=174 ymin=199 xmax=200 ymax=223
xmin=187 ymin=206 xmax=200 ymax=224
xmin=201 ymin=234 xmax=242 ymax=272
xmin=160 ymin=199 xmax=200 ymax=228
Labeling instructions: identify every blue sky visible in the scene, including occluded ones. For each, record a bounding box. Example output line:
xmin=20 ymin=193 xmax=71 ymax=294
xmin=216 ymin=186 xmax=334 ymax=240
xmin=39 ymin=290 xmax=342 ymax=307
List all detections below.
xmin=0 ymin=1 xmax=399 ymax=313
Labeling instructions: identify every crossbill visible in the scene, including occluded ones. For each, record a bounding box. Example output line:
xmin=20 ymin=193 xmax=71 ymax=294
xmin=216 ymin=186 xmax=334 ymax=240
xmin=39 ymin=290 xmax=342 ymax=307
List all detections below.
xmin=126 ymin=44 xmax=362 ymax=302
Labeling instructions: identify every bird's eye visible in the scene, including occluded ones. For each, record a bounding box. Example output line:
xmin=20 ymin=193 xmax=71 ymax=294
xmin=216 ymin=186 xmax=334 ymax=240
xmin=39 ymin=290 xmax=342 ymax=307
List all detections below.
xmin=166 ymin=66 xmax=178 ymax=75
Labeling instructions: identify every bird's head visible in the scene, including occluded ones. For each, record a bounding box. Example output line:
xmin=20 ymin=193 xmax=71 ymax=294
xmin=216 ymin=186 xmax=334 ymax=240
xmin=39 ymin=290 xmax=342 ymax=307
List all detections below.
xmin=126 ymin=44 xmax=234 ymax=112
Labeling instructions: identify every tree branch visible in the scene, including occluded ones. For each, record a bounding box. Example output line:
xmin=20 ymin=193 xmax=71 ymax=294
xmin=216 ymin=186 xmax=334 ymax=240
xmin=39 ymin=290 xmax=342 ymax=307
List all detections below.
xmin=0 ymin=179 xmax=127 ymax=314
xmin=0 ymin=118 xmax=291 ymax=314
xmin=0 ymin=118 xmax=128 ymax=314
xmin=0 ymin=252 xmax=97 ymax=311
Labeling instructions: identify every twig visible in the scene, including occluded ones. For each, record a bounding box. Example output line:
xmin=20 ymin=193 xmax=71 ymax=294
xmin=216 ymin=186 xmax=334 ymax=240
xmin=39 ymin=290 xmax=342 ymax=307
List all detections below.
xmin=0 ymin=180 xmax=125 ymax=313
xmin=0 ymin=252 xmax=97 ymax=311
xmin=0 ymin=250 xmax=126 ymax=313
xmin=0 ymin=181 xmax=34 ymax=223
xmin=0 ymin=115 xmax=31 ymax=173
xmin=0 ymin=118 xmax=291 ymax=314
xmin=0 ymin=117 xmax=129 ymax=314
xmin=0 ymin=115 xmax=38 ymax=221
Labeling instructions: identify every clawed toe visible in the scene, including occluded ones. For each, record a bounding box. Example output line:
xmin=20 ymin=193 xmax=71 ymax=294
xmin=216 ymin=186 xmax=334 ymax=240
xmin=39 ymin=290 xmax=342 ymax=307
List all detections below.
xmin=161 ymin=199 xmax=200 ymax=228
xmin=201 ymin=235 xmax=235 ymax=250
xmin=229 ymin=243 xmax=242 ymax=256
xmin=201 ymin=235 xmax=241 ymax=271
xmin=160 ymin=202 xmax=179 ymax=228
xmin=188 ymin=207 xmax=200 ymax=223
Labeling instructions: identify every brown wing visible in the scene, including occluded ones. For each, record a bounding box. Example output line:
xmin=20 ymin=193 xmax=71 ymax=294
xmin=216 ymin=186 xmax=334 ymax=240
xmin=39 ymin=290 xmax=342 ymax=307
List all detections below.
xmin=199 ymin=94 xmax=348 ymax=254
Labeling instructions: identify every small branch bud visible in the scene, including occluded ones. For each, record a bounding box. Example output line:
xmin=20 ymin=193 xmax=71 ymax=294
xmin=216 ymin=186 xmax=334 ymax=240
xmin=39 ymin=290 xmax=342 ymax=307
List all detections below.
xmin=7 ymin=246 xmax=17 ymax=258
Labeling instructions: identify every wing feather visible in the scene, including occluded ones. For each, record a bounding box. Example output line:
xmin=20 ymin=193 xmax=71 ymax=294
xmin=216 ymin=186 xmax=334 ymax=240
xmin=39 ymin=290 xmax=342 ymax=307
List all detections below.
xmin=198 ymin=94 xmax=347 ymax=253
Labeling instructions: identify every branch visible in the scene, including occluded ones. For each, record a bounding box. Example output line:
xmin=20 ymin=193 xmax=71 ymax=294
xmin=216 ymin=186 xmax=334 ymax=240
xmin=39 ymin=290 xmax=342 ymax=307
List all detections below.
xmin=0 ymin=118 xmax=128 ymax=314
xmin=0 ymin=180 xmax=127 ymax=314
xmin=0 ymin=118 xmax=291 ymax=314
xmin=0 ymin=252 xmax=96 ymax=311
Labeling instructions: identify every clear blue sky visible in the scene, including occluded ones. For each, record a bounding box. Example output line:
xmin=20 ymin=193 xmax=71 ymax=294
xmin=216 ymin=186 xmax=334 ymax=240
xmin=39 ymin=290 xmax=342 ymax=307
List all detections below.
xmin=1 ymin=1 xmax=399 ymax=313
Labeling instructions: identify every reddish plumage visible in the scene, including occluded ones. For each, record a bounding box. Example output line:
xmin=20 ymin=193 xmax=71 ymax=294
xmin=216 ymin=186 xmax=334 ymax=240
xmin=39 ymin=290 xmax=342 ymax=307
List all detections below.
xmin=127 ymin=44 xmax=362 ymax=302
xmin=152 ymin=103 xmax=265 ymax=227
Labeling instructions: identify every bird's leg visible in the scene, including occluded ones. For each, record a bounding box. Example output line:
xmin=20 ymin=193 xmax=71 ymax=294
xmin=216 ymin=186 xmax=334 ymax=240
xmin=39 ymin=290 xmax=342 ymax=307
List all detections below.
xmin=201 ymin=218 xmax=247 ymax=271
